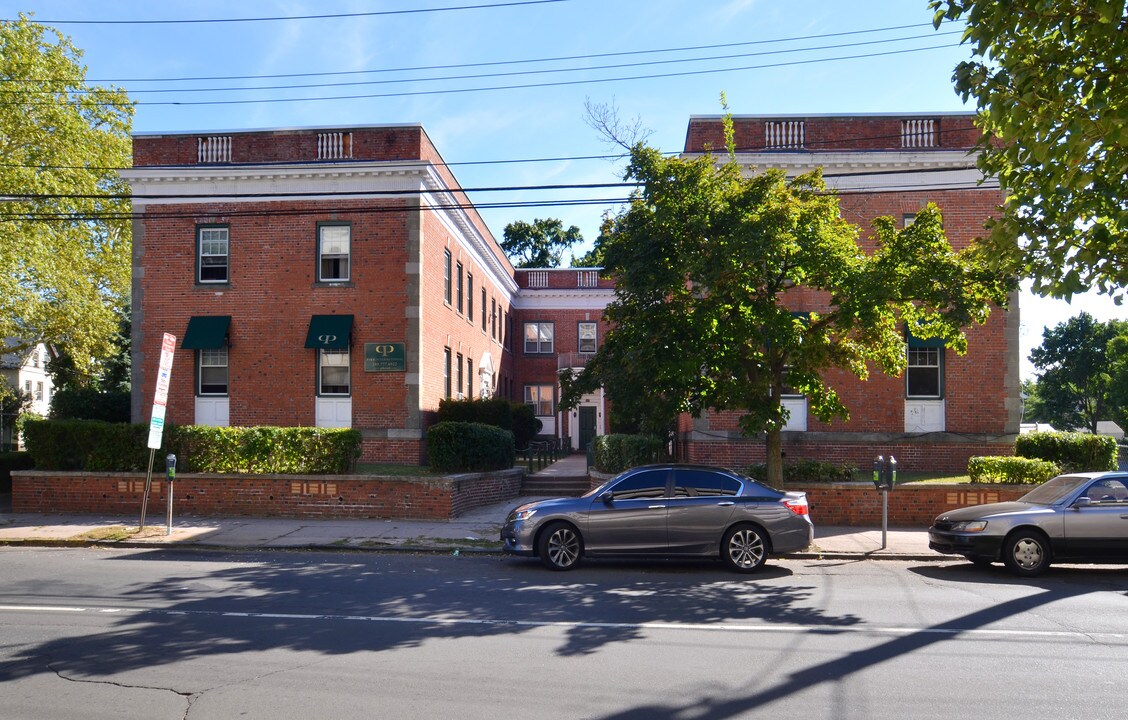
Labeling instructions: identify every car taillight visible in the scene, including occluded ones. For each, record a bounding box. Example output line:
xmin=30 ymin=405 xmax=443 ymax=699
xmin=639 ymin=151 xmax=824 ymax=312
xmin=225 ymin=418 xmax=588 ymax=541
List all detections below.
xmin=781 ymin=495 xmax=809 ymax=516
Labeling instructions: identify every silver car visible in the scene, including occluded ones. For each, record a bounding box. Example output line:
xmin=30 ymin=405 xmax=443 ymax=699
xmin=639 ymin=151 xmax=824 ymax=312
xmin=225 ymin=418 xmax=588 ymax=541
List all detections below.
xmin=501 ymin=463 xmax=814 ymax=572
xmin=929 ymin=471 xmax=1128 ymax=576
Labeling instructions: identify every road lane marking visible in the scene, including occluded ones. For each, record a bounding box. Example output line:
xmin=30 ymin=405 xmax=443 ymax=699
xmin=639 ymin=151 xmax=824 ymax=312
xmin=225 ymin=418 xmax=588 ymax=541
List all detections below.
xmin=1 ymin=603 xmax=1125 ymax=642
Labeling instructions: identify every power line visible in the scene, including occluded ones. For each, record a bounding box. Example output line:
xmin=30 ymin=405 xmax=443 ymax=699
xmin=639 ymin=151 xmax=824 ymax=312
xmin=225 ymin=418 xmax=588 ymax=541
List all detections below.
xmin=7 ymin=31 xmax=959 ymax=97
xmin=19 ymin=1 xmax=572 ymax=25
xmin=63 ymin=23 xmax=945 ymax=84
xmin=0 ymin=42 xmax=960 ymax=107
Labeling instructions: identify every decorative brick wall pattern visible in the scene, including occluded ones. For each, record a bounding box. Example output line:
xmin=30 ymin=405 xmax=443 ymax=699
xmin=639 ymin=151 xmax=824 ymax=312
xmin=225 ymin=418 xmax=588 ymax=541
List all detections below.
xmin=799 ymin=484 xmax=1029 ymax=526
xmin=12 ymin=469 xmax=523 ymax=520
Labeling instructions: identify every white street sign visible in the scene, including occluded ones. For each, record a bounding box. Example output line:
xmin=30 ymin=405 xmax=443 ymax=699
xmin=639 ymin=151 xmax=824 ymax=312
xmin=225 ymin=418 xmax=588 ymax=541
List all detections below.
xmin=148 ymin=333 xmax=176 ymax=450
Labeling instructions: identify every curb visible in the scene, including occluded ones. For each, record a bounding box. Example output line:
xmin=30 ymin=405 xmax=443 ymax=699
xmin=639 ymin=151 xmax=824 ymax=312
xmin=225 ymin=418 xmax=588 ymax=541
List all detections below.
xmin=1 ymin=537 xmax=944 ymax=561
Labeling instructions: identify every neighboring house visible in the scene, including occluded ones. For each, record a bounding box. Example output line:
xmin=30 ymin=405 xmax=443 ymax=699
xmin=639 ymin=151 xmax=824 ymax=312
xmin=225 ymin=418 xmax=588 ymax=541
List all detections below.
xmin=124 ymin=114 xmax=1018 ymax=471
xmin=679 ymin=113 xmax=1020 ymax=470
xmin=1 ymin=340 xmax=54 ymax=449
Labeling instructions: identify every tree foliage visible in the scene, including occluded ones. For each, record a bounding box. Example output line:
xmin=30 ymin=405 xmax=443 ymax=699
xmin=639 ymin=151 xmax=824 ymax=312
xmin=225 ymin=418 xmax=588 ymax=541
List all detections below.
xmin=931 ymin=1 xmax=1128 ymax=300
xmin=501 ymin=217 xmax=583 ymax=268
xmin=561 ymin=130 xmax=1013 ymax=483
xmin=0 ymin=14 xmax=133 ymax=373
xmin=1028 ymin=312 xmax=1128 ymax=433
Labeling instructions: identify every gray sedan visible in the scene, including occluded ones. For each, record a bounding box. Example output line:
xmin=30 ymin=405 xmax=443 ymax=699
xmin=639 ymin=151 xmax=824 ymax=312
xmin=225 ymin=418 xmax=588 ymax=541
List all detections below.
xmin=501 ymin=463 xmax=814 ymax=572
xmin=929 ymin=471 xmax=1128 ymax=576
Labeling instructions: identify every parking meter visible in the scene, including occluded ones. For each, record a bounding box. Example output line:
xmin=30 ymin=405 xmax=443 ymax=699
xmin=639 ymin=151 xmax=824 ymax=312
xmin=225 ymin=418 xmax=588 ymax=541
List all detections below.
xmin=165 ymin=454 xmax=176 ymax=535
xmin=873 ymin=455 xmax=885 ymax=490
xmin=884 ymin=455 xmax=897 ymax=490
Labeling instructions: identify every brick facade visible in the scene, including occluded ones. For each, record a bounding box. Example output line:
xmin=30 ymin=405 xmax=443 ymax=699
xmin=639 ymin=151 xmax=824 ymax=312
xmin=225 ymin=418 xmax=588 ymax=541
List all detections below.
xmin=124 ymin=114 xmax=1018 ymax=475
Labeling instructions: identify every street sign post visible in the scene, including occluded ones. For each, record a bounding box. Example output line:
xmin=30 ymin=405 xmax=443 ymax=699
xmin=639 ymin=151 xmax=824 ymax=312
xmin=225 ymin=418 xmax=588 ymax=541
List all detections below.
xmin=140 ymin=333 xmax=176 ymax=530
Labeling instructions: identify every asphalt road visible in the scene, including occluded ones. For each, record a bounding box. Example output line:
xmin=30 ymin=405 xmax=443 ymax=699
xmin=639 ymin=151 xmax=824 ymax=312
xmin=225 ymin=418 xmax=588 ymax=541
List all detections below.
xmin=1 ymin=547 xmax=1126 ymax=720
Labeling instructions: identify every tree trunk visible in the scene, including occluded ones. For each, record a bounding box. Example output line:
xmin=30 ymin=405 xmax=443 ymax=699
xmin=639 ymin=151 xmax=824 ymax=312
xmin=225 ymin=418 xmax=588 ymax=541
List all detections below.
xmin=765 ymin=427 xmax=784 ymax=486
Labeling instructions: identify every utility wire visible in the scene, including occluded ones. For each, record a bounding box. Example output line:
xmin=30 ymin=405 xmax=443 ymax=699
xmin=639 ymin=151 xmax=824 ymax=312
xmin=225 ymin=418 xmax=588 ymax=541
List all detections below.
xmin=51 ymin=23 xmax=948 ymax=84
xmin=18 ymin=0 xmax=572 ymax=25
xmin=5 ymin=31 xmax=959 ymax=97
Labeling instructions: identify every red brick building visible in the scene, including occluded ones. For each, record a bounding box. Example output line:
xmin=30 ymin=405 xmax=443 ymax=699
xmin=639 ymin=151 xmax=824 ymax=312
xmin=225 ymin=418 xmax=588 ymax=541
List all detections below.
xmin=125 ymin=114 xmax=1018 ymax=471
xmin=679 ymin=113 xmax=1020 ymax=470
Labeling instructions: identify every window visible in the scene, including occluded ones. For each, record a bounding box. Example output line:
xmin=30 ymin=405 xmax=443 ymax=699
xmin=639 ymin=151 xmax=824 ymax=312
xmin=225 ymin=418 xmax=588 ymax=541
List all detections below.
xmin=481 ymin=288 xmax=487 ymax=331
xmin=198 ymin=226 xmax=229 ymax=283
xmin=24 ymin=380 xmax=31 ymax=394
xmin=610 ymin=470 xmax=669 ymax=500
xmin=443 ymin=347 xmax=451 ymax=398
xmin=673 ymin=468 xmax=741 ymax=497
xmin=466 ymin=358 xmax=473 ymax=399
xmin=525 ymin=384 xmax=554 ymax=416
xmin=524 ymin=322 xmax=554 ymax=354
xmin=444 ymin=250 xmax=452 ymax=305
xmin=34 ymin=382 xmax=43 ymax=402
xmin=198 ymin=346 xmax=229 ymax=395
xmin=490 ymin=298 xmax=497 ymax=339
xmin=30 ymin=350 xmax=39 ymax=368
xmin=906 ymin=347 xmax=943 ymax=398
xmin=318 ymin=224 xmax=350 ymax=282
xmin=456 ymin=263 xmax=464 ymax=314
xmin=456 ymin=353 xmax=464 ymax=398
xmin=319 ymin=349 xmax=350 ymax=396
xmin=578 ymin=322 xmax=597 ymax=353
xmin=467 ymin=274 xmax=474 ymax=320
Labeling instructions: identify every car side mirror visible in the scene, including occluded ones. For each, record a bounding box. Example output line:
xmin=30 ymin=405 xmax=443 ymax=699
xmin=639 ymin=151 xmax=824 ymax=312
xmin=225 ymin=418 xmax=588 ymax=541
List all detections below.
xmin=1072 ymin=496 xmax=1092 ymax=509
xmin=600 ymin=491 xmax=614 ymax=504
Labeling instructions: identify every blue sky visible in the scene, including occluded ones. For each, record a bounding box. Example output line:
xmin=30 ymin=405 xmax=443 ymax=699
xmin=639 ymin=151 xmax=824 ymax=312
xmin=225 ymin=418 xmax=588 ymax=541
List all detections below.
xmin=4 ymin=0 xmax=1122 ymax=378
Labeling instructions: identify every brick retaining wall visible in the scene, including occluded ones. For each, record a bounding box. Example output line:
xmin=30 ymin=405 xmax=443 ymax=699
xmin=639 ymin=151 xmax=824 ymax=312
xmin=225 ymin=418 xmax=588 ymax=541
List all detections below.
xmin=11 ymin=469 xmax=524 ymax=520
xmin=799 ymin=483 xmax=1028 ymax=526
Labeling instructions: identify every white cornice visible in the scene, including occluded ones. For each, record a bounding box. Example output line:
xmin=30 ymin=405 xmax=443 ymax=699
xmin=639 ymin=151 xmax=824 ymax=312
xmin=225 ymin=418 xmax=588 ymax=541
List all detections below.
xmin=513 ymin=289 xmax=615 ymax=311
xmin=683 ymin=150 xmax=1000 ymax=192
xmin=122 ymin=161 xmax=518 ymax=294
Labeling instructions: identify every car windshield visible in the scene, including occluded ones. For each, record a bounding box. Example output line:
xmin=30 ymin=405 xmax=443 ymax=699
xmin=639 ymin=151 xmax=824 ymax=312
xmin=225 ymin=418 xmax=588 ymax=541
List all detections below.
xmin=1019 ymin=475 xmax=1091 ymax=505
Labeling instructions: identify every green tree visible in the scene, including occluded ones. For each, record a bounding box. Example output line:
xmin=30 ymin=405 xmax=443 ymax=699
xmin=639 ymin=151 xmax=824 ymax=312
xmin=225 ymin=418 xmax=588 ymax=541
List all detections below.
xmin=1030 ymin=312 xmax=1128 ymax=433
xmin=1020 ymin=378 xmax=1047 ymax=424
xmin=0 ymin=14 xmax=133 ymax=374
xmin=930 ymin=1 xmax=1128 ymax=300
xmin=561 ymin=127 xmax=1012 ymax=484
xmin=501 ymin=218 xmax=583 ymax=268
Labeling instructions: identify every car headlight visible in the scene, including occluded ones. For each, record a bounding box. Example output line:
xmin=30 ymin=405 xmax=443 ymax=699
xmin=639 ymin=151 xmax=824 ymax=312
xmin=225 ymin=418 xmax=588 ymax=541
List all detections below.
xmin=951 ymin=520 xmax=987 ymax=532
xmin=511 ymin=508 xmax=537 ymax=522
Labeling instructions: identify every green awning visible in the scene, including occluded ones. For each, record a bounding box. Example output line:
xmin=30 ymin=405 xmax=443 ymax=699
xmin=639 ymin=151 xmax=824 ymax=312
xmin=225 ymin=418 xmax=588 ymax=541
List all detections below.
xmin=182 ymin=315 xmax=231 ymax=349
xmin=907 ymin=332 xmax=946 ymax=349
xmin=305 ymin=314 xmax=353 ymax=349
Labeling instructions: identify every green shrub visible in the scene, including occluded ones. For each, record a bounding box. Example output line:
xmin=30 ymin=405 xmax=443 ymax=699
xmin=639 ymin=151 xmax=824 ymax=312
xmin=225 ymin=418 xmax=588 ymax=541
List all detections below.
xmin=968 ymin=455 xmax=1060 ymax=484
xmin=21 ymin=419 xmax=361 ymax=474
xmin=436 ymin=398 xmax=541 ymax=449
xmin=745 ymin=459 xmax=855 ymax=483
xmin=1015 ymin=431 xmax=1117 ymax=472
xmin=0 ymin=451 xmax=33 ymax=493
xmin=426 ymin=421 xmax=515 ymax=472
xmin=49 ymin=388 xmax=131 ymax=422
xmin=170 ymin=426 xmax=361 ymax=474
xmin=592 ymin=434 xmax=665 ymax=474
xmin=22 ymin=418 xmax=151 ymax=471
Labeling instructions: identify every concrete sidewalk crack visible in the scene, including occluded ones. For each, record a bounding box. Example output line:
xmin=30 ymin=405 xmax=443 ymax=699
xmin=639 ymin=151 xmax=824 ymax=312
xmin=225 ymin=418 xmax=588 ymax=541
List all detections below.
xmin=46 ymin=658 xmax=197 ymax=719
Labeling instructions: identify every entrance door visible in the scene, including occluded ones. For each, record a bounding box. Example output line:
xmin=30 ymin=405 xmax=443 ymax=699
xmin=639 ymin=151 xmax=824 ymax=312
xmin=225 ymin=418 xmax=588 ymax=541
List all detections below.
xmin=579 ymin=405 xmax=597 ymax=453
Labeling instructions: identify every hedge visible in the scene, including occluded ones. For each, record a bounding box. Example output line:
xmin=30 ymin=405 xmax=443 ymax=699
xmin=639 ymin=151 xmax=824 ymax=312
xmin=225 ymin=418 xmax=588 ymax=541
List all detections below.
xmin=591 ymin=434 xmax=665 ymax=474
xmin=968 ymin=456 xmax=1061 ymax=484
xmin=426 ymin=421 xmax=515 ymax=472
xmin=745 ymin=459 xmax=855 ymax=484
xmin=49 ymin=388 xmax=131 ymax=423
xmin=0 ymin=451 xmax=33 ymax=493
xmin=436 ymin=398 xmax=541 ymax=449
xmin=21 ymin=419 xmax=361 ymax=474
xmin=1015 ymin=431 xmax=1118 ymax=472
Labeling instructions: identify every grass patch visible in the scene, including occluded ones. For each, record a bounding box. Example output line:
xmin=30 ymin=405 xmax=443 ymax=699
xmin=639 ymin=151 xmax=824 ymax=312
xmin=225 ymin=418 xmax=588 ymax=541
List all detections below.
xmin=842 ymin=469 xmax=972 ymax=485
xmin=421 ymin=537 xmax=503 ymax=550
xmin=71 ymin=525 xmax=170 ymax=542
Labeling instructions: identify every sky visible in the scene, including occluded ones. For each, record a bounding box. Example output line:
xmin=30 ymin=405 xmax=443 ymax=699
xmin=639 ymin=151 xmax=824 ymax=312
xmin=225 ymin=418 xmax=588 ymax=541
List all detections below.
xmin=3 ymin=0 xmax=1123 ymax=379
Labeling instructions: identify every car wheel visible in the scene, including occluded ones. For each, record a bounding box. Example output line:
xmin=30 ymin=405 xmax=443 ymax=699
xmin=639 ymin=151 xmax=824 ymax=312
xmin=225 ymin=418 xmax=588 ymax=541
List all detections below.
xmin=538 ymin=521 xmax=583 ymax=571
xmin=722 ymin=524 xmax=768 ymax=573
xmin=1003 ymin=530 xmax=1051 ymax=577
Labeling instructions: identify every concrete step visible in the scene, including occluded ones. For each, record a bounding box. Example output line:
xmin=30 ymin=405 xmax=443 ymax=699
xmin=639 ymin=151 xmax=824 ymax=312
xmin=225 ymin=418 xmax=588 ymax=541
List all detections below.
xmin=520 ymin=477 xmax=591 ymax=497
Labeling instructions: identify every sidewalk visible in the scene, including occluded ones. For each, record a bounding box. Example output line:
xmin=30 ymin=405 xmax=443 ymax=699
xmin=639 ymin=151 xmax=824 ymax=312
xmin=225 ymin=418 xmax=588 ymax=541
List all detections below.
xmin=0 ymin=493 xmax=937 ymax=560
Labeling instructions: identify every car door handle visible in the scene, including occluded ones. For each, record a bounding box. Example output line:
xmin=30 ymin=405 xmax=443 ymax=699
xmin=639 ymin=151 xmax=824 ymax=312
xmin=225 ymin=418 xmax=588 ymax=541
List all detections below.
xmin=648 ymin=505 xmax=666 ymax=509
xmin=717 ymin=501 xmax=735 ymax=506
